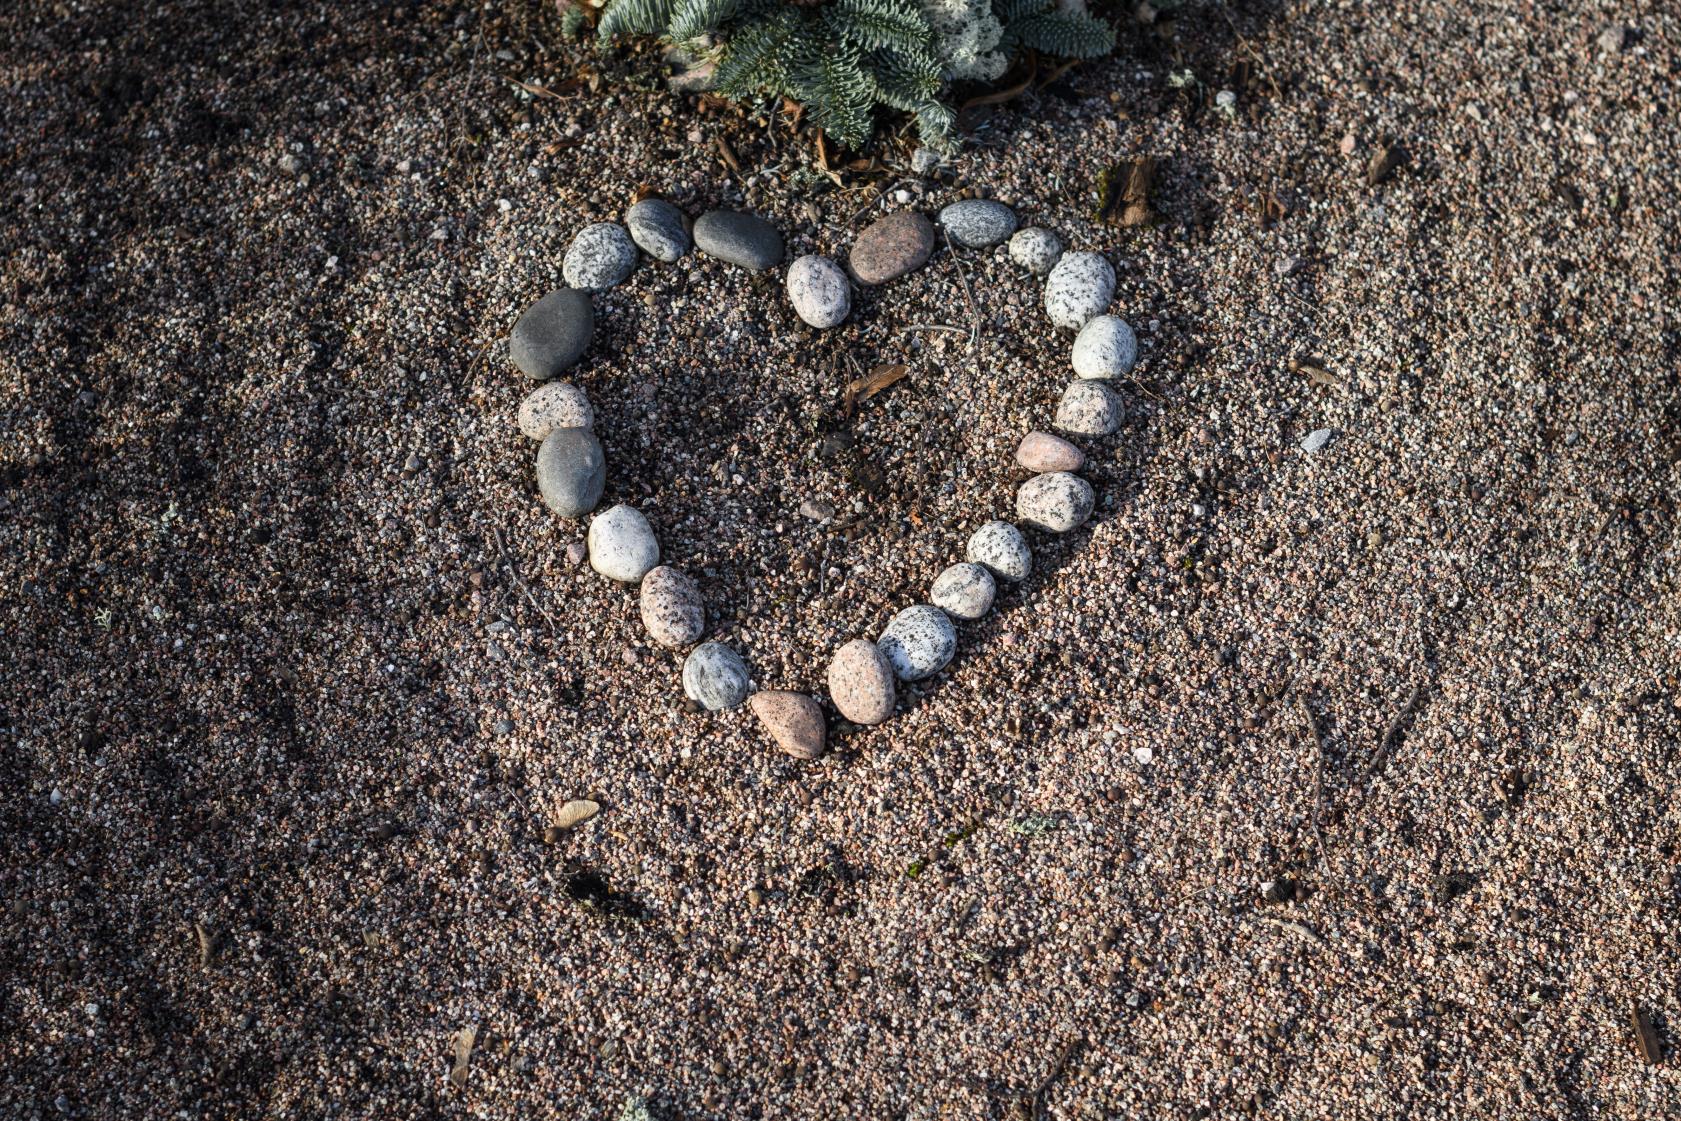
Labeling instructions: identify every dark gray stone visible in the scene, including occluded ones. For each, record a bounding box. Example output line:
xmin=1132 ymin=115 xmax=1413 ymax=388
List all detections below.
xmin=535 ymin=427 xmax=606 ymax=518
xmin=693 ymin=209 xmax=784 ymax=270
xmin=509 ymin=288 xmax=593 ymax=381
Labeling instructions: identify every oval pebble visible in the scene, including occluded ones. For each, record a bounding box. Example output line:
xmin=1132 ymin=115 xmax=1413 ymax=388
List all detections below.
xmin=878 ymin=605 xmax=957 ymax=682
xmin=682 ymin=642 xmax=752 ymax=711
xmin=939 ymin=199 xmax=1017 ymax=248
xmin=535 ymin=427 xmax=606 ymax=518
xmin=587 ymin=504 xmax=659 ymax=583
xmin=966 ymin=520 xmax=1032 ymax=582
xmin=693 ymin=209 xmax=783 ymax=270
xmin=1044 ymin=251 xmax=1116 ymax=330
xmin=827 ymin=639 xmax=896 ymax=725
xmin=1009 ymin=227 xmax=1063 ymax=275
xmin=1055 ymin=380 xmax=1122 ymax=437
xmin=748 ymin=691 xmax=826 ymax=759
xmin=850 ymin=211 xmax=936 ymax=284
xmin=638 ymin=566 xmax=705 ymax=649
xmin=930 ymin=563 xmax=995 ymax=621
xmin=625 ymin=198 xmax=691 ymax=263
xmin=509 ymin=288 xmax=593 ymax=381
xmin=563 ymin=222 xmax=637 ymax=291
xmin=786 ymin=255 xmax=851 ymax=329
xmin=1015 ymin=431 xmax=1085 ymax=473
xmin=1071 ymin=315 xmax=1138 ymax=378
xmin=1017 ymin=472 xmax=1095 ymax=533
xmin=517 ymin=381 xmax=593 ymax=440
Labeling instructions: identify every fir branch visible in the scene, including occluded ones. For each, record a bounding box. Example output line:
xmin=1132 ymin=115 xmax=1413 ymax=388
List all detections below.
xmin=822 ymin=0 xmax=932 ymax=53
xmin=1011 ymin=9 xmax=1116 ymax=58
xmin=597 ymin=0 xmax=676 ymax=41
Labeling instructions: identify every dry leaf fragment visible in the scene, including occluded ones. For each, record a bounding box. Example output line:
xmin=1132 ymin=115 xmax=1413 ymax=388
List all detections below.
xmin=1290 ymin=356 xmax=1343 ymax=389
xmin=1096 ymin=158 xmax=1157 ymax=227
xmin=1368 ymin=142 xmax=1407 ymax=186
xmin=715 ymin=135 xmax=742 ymax=176
xmin=843 ymin=363 xmax=908 ymax=413
xmin=1631 ymin=1002 xmax=1663 ymax=1064
xmin=450 ymin=1025 xmax=478 ymax=1089
xmin=195 ymin=921 xmax=215 ymax=969
xmin=629 ymin=184 xmax=657 ymax=205
xmin=553 ymin=799 xmax=601 ymax=831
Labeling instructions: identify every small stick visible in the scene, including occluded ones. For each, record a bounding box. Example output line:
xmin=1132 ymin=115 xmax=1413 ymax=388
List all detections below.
xmin=1369 ymin=684 xmax=1421 ymax=776
xmin=1259 ymin=915 xmax=1325 ymax=947
xmin=942 ymin=229 xmax=980 ymax=353
xmin=492 ymin=527 xmax=558 ymax=635
xmin=900 ymin=323 xmax=969 ymax=336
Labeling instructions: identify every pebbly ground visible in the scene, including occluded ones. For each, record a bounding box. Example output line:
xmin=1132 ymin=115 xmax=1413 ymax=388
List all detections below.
xmin=3 ymin=1 xmax=1680 ymax=1118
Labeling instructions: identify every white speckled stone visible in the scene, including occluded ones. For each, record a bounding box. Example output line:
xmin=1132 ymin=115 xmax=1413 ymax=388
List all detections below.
xmin=1017 ymin=472 xmax=1095 ymax=533
xmin=682 ymin=642 xmax=752 ymax=711
xmin=1055 ymin=380 xmax=1122 ymax=437
xmin=1044 ymin=251 xmax=1116 ymax=330
xmin=930 ymin=563 xmax=995 ymax=621
xmin=1008 ymin=227 xmax=1063 ymax=275
xmin=517 ymin=381 xmax=593 ymax=440
xmin=562 ymin=222 xmax=637 ymax=291
xmin=966 ymin=521 xmax=1032 ymax=581
xmin=587 ymin=504 xmax=659 ymax=583
xmin=638 ymin=566 xmax=704 ymax=649
xmin=1071 ymin=315 xmax=1138 ymax=378
xmin=878 ymin=605 xmax=957 ymax=682
xmin=786 ymin=254 xmax=851 ymax=329
xmin=939 ymin=199 xmax=1018 ymax=248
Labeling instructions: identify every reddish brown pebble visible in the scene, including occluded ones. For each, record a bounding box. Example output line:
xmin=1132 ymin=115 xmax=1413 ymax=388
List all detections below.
xmin=827 ymin=639 xmax=896 ymax=725
xmin=848 ymin=212 xmax=935 ymax=284
xmin=748 ymin=691 xmax=826 ymax=760
xmin=1015 ymin=431 xmax=1086 ymax=473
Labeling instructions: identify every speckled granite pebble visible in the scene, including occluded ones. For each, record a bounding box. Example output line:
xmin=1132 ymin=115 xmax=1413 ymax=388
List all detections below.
xmin=517 ymin=381 xmax=593 ymax=440
xmin=878 ymin=605 xmax=957 ymax=682
xmin=827 ymin=639 xmax=896 ymax=725
xmin=1008 ymin=227 xmax=1063 ymax=275
xmin=562 ymin=222 xmax=637 ymax=291
xmin=1055 ymin=380 xmax=1122 ymax=437
xmin=682 ymin=642 xmax=752 ymax=711
xmin=748 ymin=691 xmax=826 ymax=759
xmin=850 ymin=212 xmax=936 ymax=284
xmin=587 ymin=504 xmax=659 ymax=583
xmin=1045 ymin=251 xmax=1116 ymax=330
xmin=939 ymin=199 xmax=1017 ymax=248
xmin=966 ymin=521 xmax=1032 ymax=581
xmin=786 ymin=255 xmax=850 ymax=328
xmin=638 ymin=566 xmax=704 ymax=649
xmin=1071 ymin=315 xmax=1138 ymax=378
xmin=1017 ymin=472 xmax=1095 ymax=533
xmin=930 ymin=563 xmax=995 ymax=621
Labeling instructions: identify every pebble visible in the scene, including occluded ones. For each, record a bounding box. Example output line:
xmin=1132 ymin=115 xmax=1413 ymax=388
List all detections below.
xmin=878 ymin=605 xmax=957 ymax=682
xmin=930 ymin=563 xmax=996 ymax=621
xmin=1008 ymin=227 xmax=1063 ymax=275
xmin=535 ymin=427 xmax=606 ymax=518
xmin=1301 ymin=428 xmax=1334 ymax=453
xmin=562 ymin=222 xmax=637 ymax=291
xmin=638 ymin=566 xmax=705 ymax=649
xmin=1015 ymin=431 xmax=1086 ymax=473
xmin=692 ymin=209 xmax=784 ymax=270
xmin=565 ymin=540 xmax=587 ymax=566
xmin=1071 ymin=315 xmax=1138 ymax=378
xmin=910 ymin=147 xmax=943 ymax=176
xmin=785 ymin=254 xmax=851 ymax=329
xmin=553 ymin=799 xmax=601 ymax=830
xmin=509 ymin=288 xmax=593 ymax=380
xmin=938 ymin=199 xmax=1017 ymax=248
xmin=748 ymin=691 xmax=826 ymax=760
xmin=1017 ymin=472 xmax=1096 ymax=533
xmin=1055 ymin=380 xmax=1122 ymax=437
xmin=625 ymin=198 xmax=691 ymax=262
xmin=966 ymin=521 xmax=1032 ymax=581
xmin=517 ymin=381 xmax=593 ymax=440
xmin=799 ymin=497 xmax=835 ymax=522
xmin=850 ymin=212 xmax=936 ymax=284
xmin=827 ymin=639 xmax=896 ymax=725
xmin=1044 ymin=251 xmax=1116 ymax=330
xmin=682 ymin=642 xmax=752 ymax=711
xmin=588 ymin=504 xmax=660 ymax=583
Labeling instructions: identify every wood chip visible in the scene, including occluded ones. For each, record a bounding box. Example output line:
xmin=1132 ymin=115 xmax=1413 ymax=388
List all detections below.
xmin=1631 ymin=1002 xmax=1663 ymax=1064
xmin=450 ymin=1025 xmax=477 ymax=1089
xmin=553 ymin=798 xmax=601 ymax=831
xmin=843 ymin=363 xmax=908 ymax=414
xmin=1096 ymin=157 xmax=1157 ymax=227
xmin=195 ymin=921 xmax=214 ymax=969
xmin=1368 ymin=142 xmax=1407 ymax=186
xmin=715 ymin=134 xmax=742 ymax=177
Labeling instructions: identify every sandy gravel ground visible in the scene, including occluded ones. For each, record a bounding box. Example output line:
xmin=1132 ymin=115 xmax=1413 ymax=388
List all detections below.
xmin=4 ymin=1 xmax=1680 ymax=1117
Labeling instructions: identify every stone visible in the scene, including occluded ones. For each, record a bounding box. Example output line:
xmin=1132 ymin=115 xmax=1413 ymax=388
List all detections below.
xmin=509 ymin=288 xmax=593 ymax=380
xmin=749 ymin=691 xmax=826 ymax=760
xmin=693 ymin=209 xmax=783 ymax=270
xmin=850 ymin=212 xmax=936 ymax=284
xmin=799 ymin=497 xmax=835 ymax=522
xmin=638 ymin=566 xmax=705 ymax=649
xmin=966 ymin=521 xmax=1032 ymax=581
xmin=930 ymin=563 xmax=995 ymax=621
xmin=553 ymin=799 xmax=600 ymax=830
xmin=1015 ymin=431 xmax=1086 ymax=473
xmin=878 ymin=605 xmax=957 ymax=682
xmin=588 ymin=504 xmax=659 ymax=583
xmin=562 ymin=222 xmax=637 ymax=291
xmin=1300 ymin=428 xmax=1333 ymax=453
xmin=1045 ymin=251 xmax=1116 ymax=330
xmin=682 ymin=642 xmax=752 ymax=711
xmin=1009 ymin=227 xmax=1063 ymax=275
xmin=1055 ymin=380 xmax=1122 ymax=437
xmin=1071 ymin=315 xmax=1138 ymax=378
xmin=625 ymin=198 xmax=691 ymax=262
xmin=786 ymin=254 xmax=851 ymax=329
xmin=1598 ymin=24 xmax=1629 ymax=53
xmin=535 ymin=427 xmax=606 ymax=518
xmin=1017 ymin=472 xmax=1095 ymax=533
xmin=517 ymin=381 xmax=593 ymax=440
xmin=827 ymin=639 xmax=896 ymax=725
xmin=911 ymin=147 xmax=943 ymax=176
xmin=938 ymin=199 xmax=1017 ymax=248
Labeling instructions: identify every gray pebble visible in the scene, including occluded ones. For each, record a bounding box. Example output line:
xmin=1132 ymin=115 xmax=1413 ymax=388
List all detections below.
xmin=562 ymin=222 xmax=637 ymax=291
xmin=535 ymin=427 xmax=606 ymax=518
xmin=1008 ymin=227 xmax=1063 ymax=275
xmin=878 ymin=605 xmax=957 ymax=682
xmin=625 ymin=198 xmax=691 ymax=262
xmin=786 ymin=255 xmax=851 ymax=329
xmin=1055 ymin=380 xmax=1122 ymax=437
xmin=1301 ymin=428 xmax=1334 ymax=453
xmin=911 ymin=147 xmax=943 ymax=177
xmin=682 ymin=642 xmax=752 ymax=711
xmin=509 ymin=288 xmax=593 ymax=381
xmin=930 ymin=563 xmax=996 ymax=621
xmin=693 ymin=209 xmax=784 ymax=270
xmin=966 ymin=520 xmax=1032 ymax=581
xmin=639 ymin=566 xmax=705 ymax=649
xmin=939 ymin=199 xmax=1018 ymax=248
xmin=1045 ymin=251 xmax=1116 ymax=330
xmin=517 ymin=381 xmax=593 ymax=440
xmin=1071 ymin=315 xmax=1138 ymax=378
xmin=588 ymin=504 xmax=659 ymax=583
xmin=1017 ymin=472 xmax=1095 ymax=533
